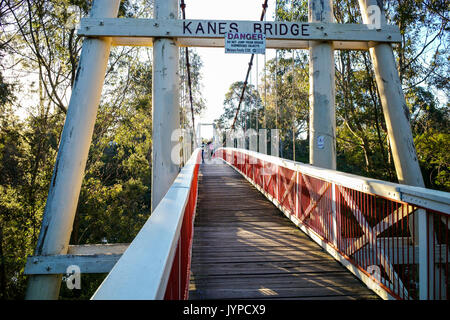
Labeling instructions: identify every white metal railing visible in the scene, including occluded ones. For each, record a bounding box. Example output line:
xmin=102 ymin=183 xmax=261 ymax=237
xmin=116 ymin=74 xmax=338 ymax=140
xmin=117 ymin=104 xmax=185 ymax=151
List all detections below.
xmin=217 ymin=148 xmax=450 ymax=213
xmin=215 ymin=147 xmax=450 ymax=300
xmin=91 ymin=148 xmax=201 ymax=300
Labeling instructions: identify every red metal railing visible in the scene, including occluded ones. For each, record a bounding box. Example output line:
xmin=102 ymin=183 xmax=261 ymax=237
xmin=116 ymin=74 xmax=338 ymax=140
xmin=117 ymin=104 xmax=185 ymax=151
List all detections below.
xmin=164 ymin=151 xmax=201 ymax=299
xmin=215 ymin=148 xmax=449 ymax=300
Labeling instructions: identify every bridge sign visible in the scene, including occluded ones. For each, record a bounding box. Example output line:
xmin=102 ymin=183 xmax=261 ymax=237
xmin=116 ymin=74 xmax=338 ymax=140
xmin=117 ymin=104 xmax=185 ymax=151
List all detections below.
xmin=77 ymin=18 xmax=401 ymax=50
xmin=225 ymin=32 xmax=266 ymax=54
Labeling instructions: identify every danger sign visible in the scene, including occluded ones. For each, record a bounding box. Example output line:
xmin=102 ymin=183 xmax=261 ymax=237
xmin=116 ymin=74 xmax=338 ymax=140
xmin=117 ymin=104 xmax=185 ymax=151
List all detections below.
xmin=225 ymin=32 xmax=266 ymax=54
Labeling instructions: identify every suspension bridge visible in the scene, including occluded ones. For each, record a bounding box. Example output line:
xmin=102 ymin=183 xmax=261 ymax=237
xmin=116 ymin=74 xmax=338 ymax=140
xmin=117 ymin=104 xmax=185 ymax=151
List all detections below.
xmin=23 ymin=0 xmax=449 ymax=301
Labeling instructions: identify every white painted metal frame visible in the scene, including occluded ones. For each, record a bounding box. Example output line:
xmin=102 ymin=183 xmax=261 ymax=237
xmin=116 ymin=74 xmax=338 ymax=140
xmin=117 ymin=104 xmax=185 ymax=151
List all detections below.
xmin=91 ymin=149 xmax=200 ymax=300
xmin=222 ymin=148 xmax=450 ymax=213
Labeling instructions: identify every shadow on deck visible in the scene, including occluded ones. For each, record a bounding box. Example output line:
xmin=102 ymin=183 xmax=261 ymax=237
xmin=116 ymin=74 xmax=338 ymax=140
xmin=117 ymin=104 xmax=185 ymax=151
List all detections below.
xmin=189 ymin=161 xmax=380 ymax=300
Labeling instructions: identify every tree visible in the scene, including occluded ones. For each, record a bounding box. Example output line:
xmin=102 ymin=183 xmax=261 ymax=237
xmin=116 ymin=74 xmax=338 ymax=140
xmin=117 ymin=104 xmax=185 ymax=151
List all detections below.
xmin=215 ymin=0 xmax=448 ymax=191
xmin=0 ymin=0 xmax=206 ymax=300
xmin=216 ymin=81 xmax=262 ymax=130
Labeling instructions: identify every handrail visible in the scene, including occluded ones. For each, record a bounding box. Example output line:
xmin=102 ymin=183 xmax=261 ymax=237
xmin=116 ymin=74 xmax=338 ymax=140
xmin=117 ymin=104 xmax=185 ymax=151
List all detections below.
xmin=219 ymin=148 xmax=450 ymax=214
xmin=215 ymin=147 xmax=449 ymax=300
xmin=91 ymin=148 xmax=201 ymax=300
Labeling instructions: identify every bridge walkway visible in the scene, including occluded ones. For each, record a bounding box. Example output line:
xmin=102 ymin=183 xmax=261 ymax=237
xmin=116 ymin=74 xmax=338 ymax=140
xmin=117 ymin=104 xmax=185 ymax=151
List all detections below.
xmin=189 ymin=161 xmax=380 ymax=300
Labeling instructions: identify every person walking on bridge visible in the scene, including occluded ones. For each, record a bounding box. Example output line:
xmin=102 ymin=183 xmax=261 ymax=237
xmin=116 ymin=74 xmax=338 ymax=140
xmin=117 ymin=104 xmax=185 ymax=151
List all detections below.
xmin=206 ymin=141 xmax=212 ymax=161
xmin=201 ymin=142 xmax=205 ymax=163
xmin=209 ymin=141 xmax=214 ymax=158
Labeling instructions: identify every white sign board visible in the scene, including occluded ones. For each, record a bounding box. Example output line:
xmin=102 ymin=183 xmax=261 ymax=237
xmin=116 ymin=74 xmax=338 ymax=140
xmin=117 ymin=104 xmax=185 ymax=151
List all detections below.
xmin=225 ymin=32 xmax=266 ymax=54
xmin=317 ymin=136 xmax=325 ymax=149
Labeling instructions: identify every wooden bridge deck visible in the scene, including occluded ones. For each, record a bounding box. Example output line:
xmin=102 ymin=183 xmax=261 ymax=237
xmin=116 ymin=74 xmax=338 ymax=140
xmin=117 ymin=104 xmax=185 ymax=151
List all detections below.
xmin=189 ymin=161 xmax=380 ymax=300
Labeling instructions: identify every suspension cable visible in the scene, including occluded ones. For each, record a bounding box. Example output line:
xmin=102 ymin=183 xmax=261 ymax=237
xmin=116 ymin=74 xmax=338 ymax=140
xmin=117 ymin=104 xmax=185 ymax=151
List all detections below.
xmin=292 ymin=49 xmax=296 ymax=161
xmin=246 ymin=67 xmax=251 ymax=133
xmin=275 ymin=50 xmax=278 ymax=133
xmin=274 ymin=0 xmax=279 ymax=157
xmin=262 ymin=0 xmax=268 ymax=130
xmin=230 ymin=0 xmax=269 ymax=130
xmin=180 ymin=0 xmax=195 ymax=134
xmin=291 ymin=0 xmax=295 ymax=162
xmin=255 ymin=53 xmax=259 ymax=131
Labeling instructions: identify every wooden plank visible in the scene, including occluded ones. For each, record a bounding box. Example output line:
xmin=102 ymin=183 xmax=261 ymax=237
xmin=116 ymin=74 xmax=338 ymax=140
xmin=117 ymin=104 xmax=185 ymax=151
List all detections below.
xmin=190 ymin=253 xmax=334 ymax=264
xmin=195 ymin=208 xmax=281 ymax=214
xmin=192 ymin=234 xmax=315 ymax=244
xmin=24 ymin=254 xmax=121 ymax=275
xmin=192 ymin=236 xmax=318 ymax=245
xmin=68 ymin=243 xmax=129 ymax=255
xmin=190 ymin=261 xmax=347 ymax=276
xmin=177 ymin=38 xmax=372 ymax=50
xmin=24 ymin=243 xmax=130 ymax=275
xmin=190 ymin=272 xmax=358 ymax=286
xmin=193 ymin=231 xmax=307 ymax=238
xmin=193 ymin=220 xmax=293 ymax=226
xmin=192 ymin=241 xmax=317 ymax=250
xmin=189 ymin=286 xmax=378 ymax=300
xmin=77 ymin=18 xmax=401 ymax=46
xmin=189 ymin=163 xmax=379 ymax=300
xmin=195 ymin=218 xmax=288 ymax=223
xmin=191 ymin=245 xmax=322 ymax=253
xmin=237 ymin=294 xmax=380 ymax=300
xmin=194 ymin=226 xmax=303 ymax=232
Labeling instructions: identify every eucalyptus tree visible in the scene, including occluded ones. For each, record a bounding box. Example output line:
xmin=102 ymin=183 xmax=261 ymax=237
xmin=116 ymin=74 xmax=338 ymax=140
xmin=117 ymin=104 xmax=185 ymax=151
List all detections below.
xmin=0 ymin=0 xmax=206 ymax=299
xmin=264 ymin=0 xmax=449 ymax=187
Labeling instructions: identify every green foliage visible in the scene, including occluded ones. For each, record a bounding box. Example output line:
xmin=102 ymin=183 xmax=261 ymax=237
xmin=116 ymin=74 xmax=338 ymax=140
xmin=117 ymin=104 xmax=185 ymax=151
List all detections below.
xmin=0 ymin=0 xmax=204 ymax=300
xmin=415 ymin=129 xmax=450 ymax=190
xmin=180 ymin=49 xmax=207 ymax=119
xmin=0 ymin=0 xmax=447 ymax=301
xmin=0 ymin=105 xmax=62 ymax=299
xmin=216 ymin=51 xmax=310 ymax=161
xmin=216 ymin=81 xmax=262 ymax=129
xmin=216 ymin=0 xmax=448 ymax=191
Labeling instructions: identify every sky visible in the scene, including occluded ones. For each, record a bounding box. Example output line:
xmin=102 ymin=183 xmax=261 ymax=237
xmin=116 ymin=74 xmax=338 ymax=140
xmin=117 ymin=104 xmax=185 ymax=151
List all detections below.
xmin=8 ymin=0 xmax=277 ymax=138
xmin=184 ymin=0 xmax=277 ymax=139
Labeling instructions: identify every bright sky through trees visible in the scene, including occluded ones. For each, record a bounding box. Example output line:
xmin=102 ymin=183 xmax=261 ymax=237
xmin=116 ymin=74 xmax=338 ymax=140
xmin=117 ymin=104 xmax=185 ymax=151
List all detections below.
xmin=185 ymin=0 xmax=277 ymax=139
